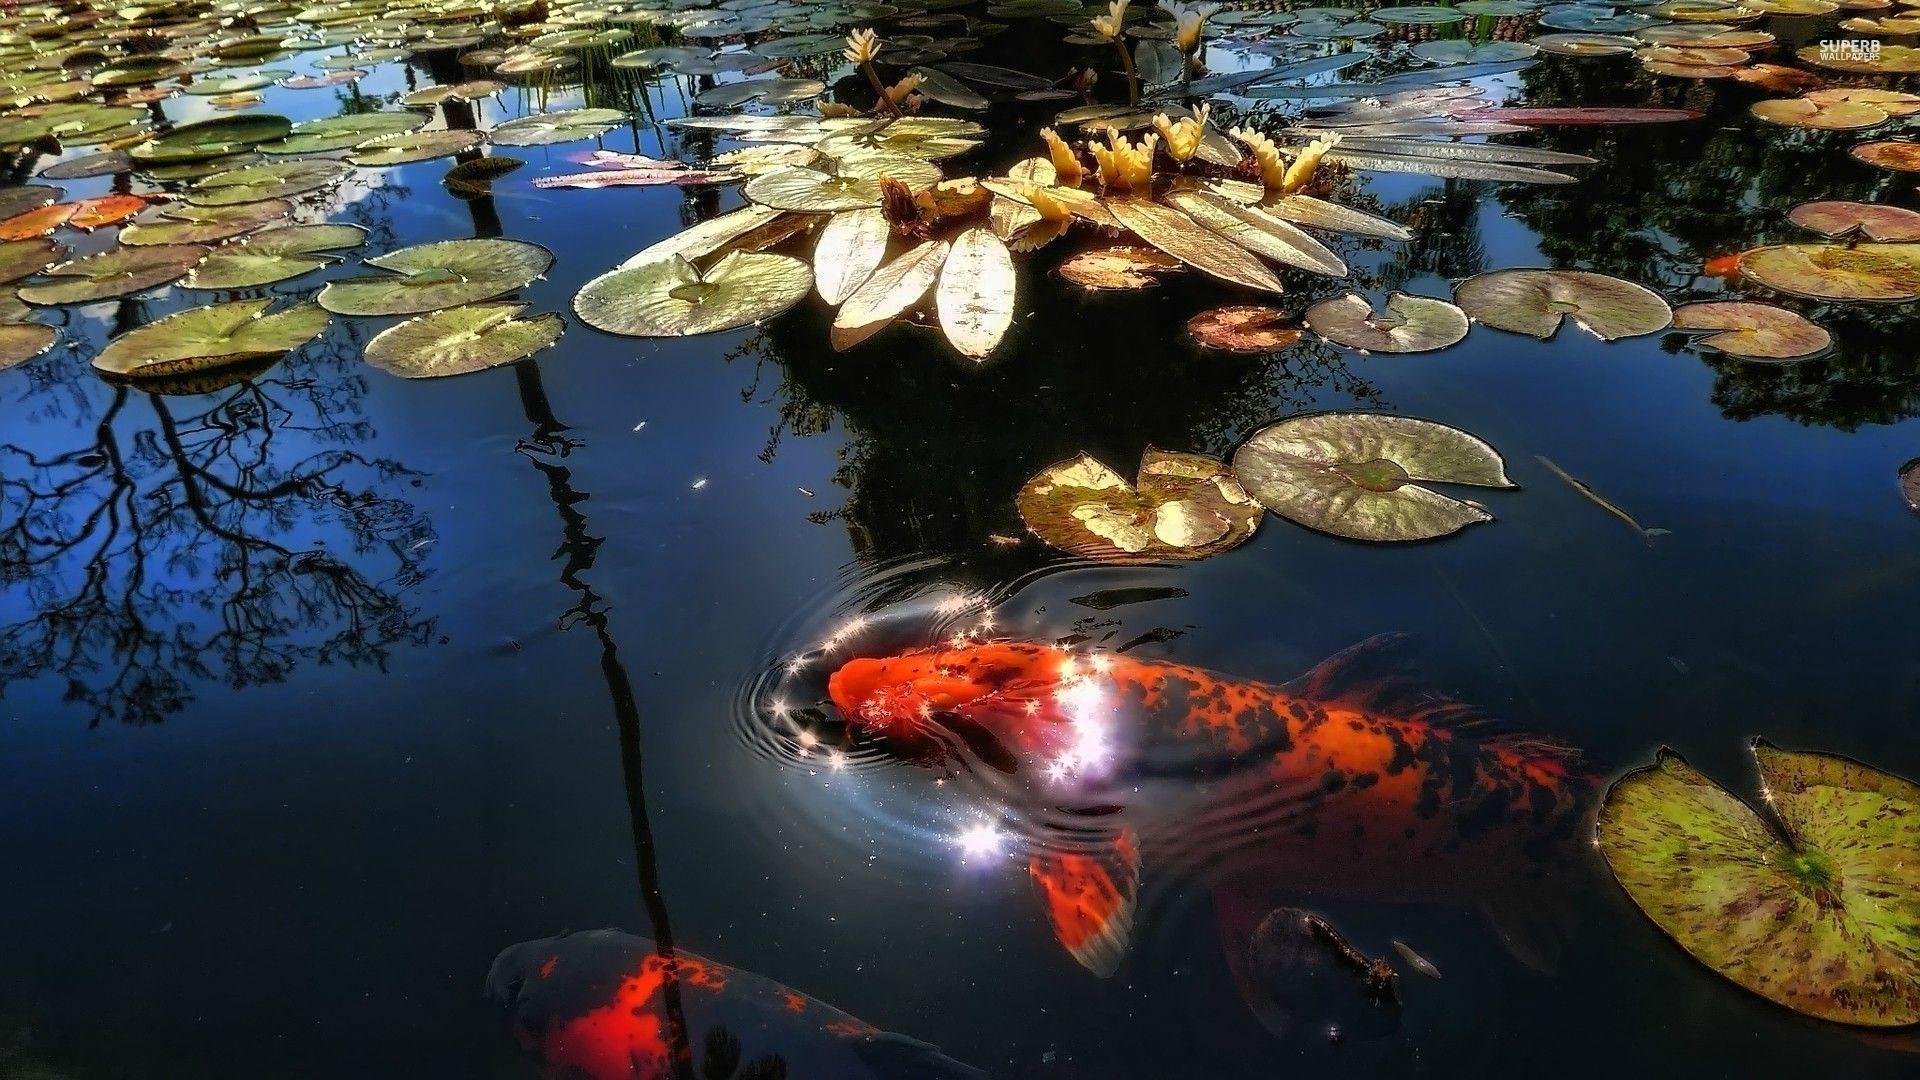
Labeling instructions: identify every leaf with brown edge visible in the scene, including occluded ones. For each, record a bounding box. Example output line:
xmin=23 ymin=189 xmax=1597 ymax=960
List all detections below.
xmin=0 ymin=323 xmax=57 ymax=371
xmin=1737 ymin=244 xmax=1920 ymax=301
xmin=1307 ymin=292 xmax=1469 ymax=354
xmin=1852 ymin=141 xmax=1920 ymax=173
xmin=1016 ymin=448 xmax=1262 ymax=563
xmin=1670 ymin=301 xmax=1830 ymax=361
xmin=1058 ymin=245 xmax=1182 ymax=290
xmin=830 ymin=240 xmax=949 ymax=351
xmin=935 ymin=227 xmax=1014 ymax=362
xmin=1789 ymin=201 xmax=1920 ymax=242
xmin=1454 ymin=268 xmax=1671 ymax=340
xmin=1162 ymin=191 xmax=1347 ymax=278
xmin=1187 ymin=306 xmax=1302 ymax=353
xmin=1105 ymin=197 xmax=1285 ymax=295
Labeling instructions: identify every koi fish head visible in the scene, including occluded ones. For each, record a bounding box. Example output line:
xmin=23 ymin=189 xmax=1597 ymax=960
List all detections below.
xmin=827 ymin=641 xmax=1069 ymax=748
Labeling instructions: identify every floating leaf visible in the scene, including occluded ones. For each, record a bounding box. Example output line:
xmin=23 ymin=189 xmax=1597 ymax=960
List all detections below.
xmin=444 ymin=156 xmax=523 ymax=199
xmin=1598 ymin=742 xmax=1920 ymax=1027
xmin=531 ymin=164 xmax=739 ymax=189
xmin=1306 ymin=292 xmax=1469 ymax=353
xmin=121 ymin=200 xmax=291 ymax=245
xmin=1903 ymin=458 xmax=1920 ymax=511
xmin=1058 ymin=245 xmax=1183 ymax=289
xmin=1451 ymin=106 xmax=1702 ymax=125
xmin=260 ymin=111 xmax=426 ymax=154
xmin=1752 ymin=89 xmax=1920 ymax=131
xmin=130 ymin=114 xmax=291 ymax=163
xmin=743 ymin=166 xmax=883 ymax=212
xmin=1736 ymin=244 xmax=1920 ymax=301
xmin=489 ymin=108 xmax=626 ymax=147
xmin=906 ymin=67 xmax=989 ymax=110
xmin=40 ymin=150 xmax=132 ymax=180
xmin=184 ymin=224 xmax=367 ymax=289
xmin=575 ymin=251 xmax=810 ymax=337
xmin=617 ymin=205 xmax=789 ymax=269
xmin=20 ymin=243 xmax=206 ymax=305
xmin=1186 ymin=306 xmax=1302 ymax=352
xmin=1107 ymin=198 xmax=1284 ymax=295
xmin=319 ymin=238 xmax=554 ymax=316
xmin=363 ymin=303 xmax=563 ymax=378
xmin=813 ymin=208 xmax=890 ymax=306
xmin=1233 ymin=413 xmax=1513 ymax=542
xmin=693 ymin=78 xmax=824 ymax=107
xmin=1850 ymin=141 xmax=1920 ymax=173
xmin=1163 ymin=191 xmax=1346 ymax=278
xmin=1788 ymin=201 xmax=1920 ymax=242
xmin=1262 ymin=195 xmax=1412 ymax=241
xmin=348 ymin=129 xmax=483 ymax=166
xmin=188 ymin=159 xmax=352 ymax=206
xmin=1670 ymin=301 xmax=1830 ymax=361
xmin=1454 ymin=269 xmax=1672 ymax=340
xmin=0 ymin=323 xmax=57 ymax=372
xmin=1798 ymin=43 xmax=1920 ymax=74
xmin=0 ymin=237 xmax=65 ymax=283
xmin=91 ymin=299 xmax=329 ymax=377
xmin=1016 ymin=449 xmax=1263 ymax=562
xmin=936 ymin=227 xmax=1015 ymax=361
xmin=831 ymin=241 xmax=950 ymax=350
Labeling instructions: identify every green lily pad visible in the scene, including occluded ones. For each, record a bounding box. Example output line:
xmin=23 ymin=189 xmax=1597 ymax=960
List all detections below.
xmin=814 ymin=116 xmax=985 ymax=161
xmin=19 ymin=243 xmax=207 ymax=305
xmin=91 ymin=298 xmax=331 ymax=377
xmin=317 ymin=238 xmax=554 ymax=316
xmin=573 ymin=252 xmax=812 ymax=337
xmin=1598 ymin=742 xmax=1920 ymax=1027
xmin=182 ymin=71 xmax=292 ymax=97
xmin=183 ymin=224 xmax=368 ymax=289
xmin=120 ymin=199 xmax=293 ymax=246
xmin=399 ymin=80 xmax=504 ymax=108
xmin=363 ymin=302 xmax=564 ymax=378
xmin=258 ymin=111 xmax=427 ymax=154
xmin=1453 ymin=268 xmax=1672 ymax=340
xmin=488 ymin=108 xmax=626 ymax=147
xmin=39 ymin=150 xmax=132 ymax=179
xmin=129 ymin=114 xmax=292 ymax=163
xmin=1016 ymin=448 xmax=1263 ymax=562
xmin=1232 ymin=412 xmax=1514 ymax=542
xmin=347 ymin=128 xmax=483 ymax=166
xmin=1412 ymin=40 xmax=1539 ymax=63
xmin=0 ymin=102 xmax=147 ymax=147
xmin=742 ymin=166 xmax=884 ymax=212
xmin=0 ymin=236 xmax=66 ymax=282
xmin=188 ymin=159 xmax=352 ymax=206
xmin=1305 ymin=292 xmax=1469 ymax=353
xmin=0 ymin=322 xmax=58 ymax=372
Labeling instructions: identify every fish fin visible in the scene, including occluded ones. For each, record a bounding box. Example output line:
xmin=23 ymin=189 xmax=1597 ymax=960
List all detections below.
xmin=1028 ymin=828 xmax=1139 ymax=978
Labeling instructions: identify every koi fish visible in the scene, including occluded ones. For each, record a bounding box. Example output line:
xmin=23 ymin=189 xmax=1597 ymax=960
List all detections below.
xmin=488 ymin=930 xmax=987 ymax=1080
xmin=827 ymin=634 xmax=1593 ymax=996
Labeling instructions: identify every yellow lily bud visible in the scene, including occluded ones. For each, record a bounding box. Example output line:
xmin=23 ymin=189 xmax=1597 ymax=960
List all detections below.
xmin=1039 ymin=127 xmax=1084 ymax=188
xmin=1090 ymin=129 xmax=1158 ymax=191
xmin=1152 ymin=104 xmax=1209 ymax=164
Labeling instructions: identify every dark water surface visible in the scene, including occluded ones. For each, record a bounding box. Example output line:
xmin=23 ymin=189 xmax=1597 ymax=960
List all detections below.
xmin=5 ymin=13 xmax=1920 ymax=1080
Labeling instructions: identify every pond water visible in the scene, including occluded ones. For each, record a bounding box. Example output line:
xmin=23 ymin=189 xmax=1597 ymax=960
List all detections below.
xmin=3 ymin=3 xmax=1919 ymax=1078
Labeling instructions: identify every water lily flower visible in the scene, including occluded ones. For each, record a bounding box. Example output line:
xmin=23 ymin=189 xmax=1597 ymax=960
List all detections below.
xmin=1232 ymin=127 xmax=1338 ymax=194
xmin=1282 ymin=132 xmax=1340 ymax=195
xmin=1090 ymin=129 xmax=1158 ymax=192
xmin=1090 ymin=0 xmax=1131 ymax=41
xmin=886 ymin=73 xmax=924 ymax=111
xmin=844 ymin=27 xmax=881 ymax=65
xmin=1040 ymin=127 xmax=1084 ymax=187
xmin=1164 ymin=1 xmax=1220 ymax=54
xmin=1021 ymin=184 xmax=1075 ymax=223
xmin=1153 ymin=104 xmax=1209 ymax=164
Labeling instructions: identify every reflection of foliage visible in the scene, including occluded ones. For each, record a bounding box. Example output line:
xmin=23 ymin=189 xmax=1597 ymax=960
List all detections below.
xmin=0 ymin=320 xmax=438 ymax=726
xmin=702 ymin=1026 xmax=787 ymax=1080
xmin=1498 ymin=60 xmax=1920 ymax=431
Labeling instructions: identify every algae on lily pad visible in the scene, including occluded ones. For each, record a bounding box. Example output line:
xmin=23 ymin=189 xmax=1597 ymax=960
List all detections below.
xmin=574 ymin=251 xmax=812 ymax=337
xmin=1736 ymin=244 xmax=1920 ymax=301
xmin=1305 ymin=292 xmax=1469 ymax=354
xmin=91 ymin=298 xmax=330 ymax=377
xmin=1016 ymin=448 xmax=1263 ymax=562
xmin=183 ymin=223 xmax=368 ymax=290
xmin=1670 ymin=301 xmax=1830 ymax=361
xmin=363 ymin=302 xmax=564 ymax=378
xmin=1232 ymin=413 xmax=1514 ymax=542
xmin=489 ymin=108 xmax=626 ymax=147
xmin=1187 ymin=305 xmax=1303 ymax=352
xmin=0 ymin=322 xmax=58 ymax=372
xmin=318 ymin=238 xmax=553 ymax=316
xmin=1597 ymin=742 xmax=1920 ymax=1027
xmin=188 ymin=159 xmax=352 ymax=206
xmin=1454 ymin=268 xmax=1672 ymax=341
xmin=20 ymin=243 xmax=206 ymax=305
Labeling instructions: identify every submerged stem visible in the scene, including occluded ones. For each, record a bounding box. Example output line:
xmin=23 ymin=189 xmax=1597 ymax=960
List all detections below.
xmin=1114 ymin=41 xmax=1139 ymax=106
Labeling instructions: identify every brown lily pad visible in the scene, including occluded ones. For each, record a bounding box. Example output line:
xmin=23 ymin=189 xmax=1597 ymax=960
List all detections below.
xmin=1454 ymin=268 xmax=1672 ymax=341
xmin=1851 ymin=141 xmax=1920 ymax=172
xmin=1187 ymin=305 xmax=1303 ymax=352
xmin=1015 ymin=448 xmax=1263 ymax=562
xmin=1058 ymin=245 xmax=1183 ymax=290
xmin=1737 ymin=244 xmax=1920 ymax=301
xmin=1670 ymin=301 xmax=1831 ymax=361
xmin=1788 ymin=200 xmax=1920 ymax=242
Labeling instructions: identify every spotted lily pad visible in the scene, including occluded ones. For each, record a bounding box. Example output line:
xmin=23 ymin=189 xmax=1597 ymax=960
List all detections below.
xmin=363 ymin=302 xmax=563 ymax=378
xmin=1850 ymin=141 xmax=1920 ymax=173
xmin=318 ymin=238 xmax=554 ymax=316
xmin=91 ymin=299 xmax=330 ymax=377
xmin=184 ymin=224 xmax=368 ymax=289
xmin=20 ymin=243 xmax=206 ymax=305
xmin=1016 ymin=449 xmax=1263 ymax=562
xmin=1305 ymin=292 xmax=1469 ymax=353
xmin=188 ymin=159 xmax=353 ymax=206
xmin=1454 ymin=268 xmax=1672 ymax=340
xmin=1670 ymin=301 xmax=1830 ymax=361
xmin=1598 ymin=742 xmax=1920 ymax=1027
xmin=1736 ymin=244 xmax=1920 ymax=301
xmin=1232 ymin=413 xmax=1514 ymax=542
xmin=259 ymin=111 xmax=427 ymax=154
xmin=1788 ymin=201 xmax=1920 ymax=242
xmin=1058 ymin=245 xmax=1184 ymax=289
xmin=489 ymin=108 xmax=626 ymax=147
xmin=574 ymin=251 xmax=811 ymax=337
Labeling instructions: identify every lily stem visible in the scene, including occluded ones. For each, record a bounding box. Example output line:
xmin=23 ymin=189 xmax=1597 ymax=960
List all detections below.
xmin=862 ymin=61 xmax=902 ymax=117
xmin=1114 ymin=41 xmax=1139 ymax=107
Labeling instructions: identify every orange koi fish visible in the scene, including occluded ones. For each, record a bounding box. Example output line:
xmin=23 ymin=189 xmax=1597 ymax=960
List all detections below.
xmin=488 ymin=930 xmax=987 ymax=1080
xmin=828 ymin=635 xmax=1593 ymax=985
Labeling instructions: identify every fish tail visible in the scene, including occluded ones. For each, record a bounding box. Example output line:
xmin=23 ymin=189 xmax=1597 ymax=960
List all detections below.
xmin=1027 ymin=828 xmax=1140 ymax=978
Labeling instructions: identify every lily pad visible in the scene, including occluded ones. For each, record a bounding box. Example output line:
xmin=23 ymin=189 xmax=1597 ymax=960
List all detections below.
xmin=1788 ymin=201 xmax=1920 ymax=242
xmin=489 ymin=108 xmax=626 ymax=147
xmin=1736 ymin=244 xmax=1920 ymax=301
xmin=0 ymin=237 xmax=65 ymax=283
xmin=1670 ymin=301 xmax=1830 ymax=361
xmin=1187 ymin=306 xmax=1303 ymax=352
xmin=1454 ymin=268 xmax=1672 ymax=340
xmin=935 ymin=227 xmax=1015 ymax=361
xmin=693 ymin=78 xmax=825 ymax=107
xmin=1058 ymin=245 xmax=1184 ymax=289
xmin=1850 ymin=141 xmax=1920 ymax=173
xmin=743 ymin=166 xmax=883 ymax=212
xmin=1016 ymin=449 xmax=1264 ymax=562
xmin=0 ymin=323 xmax=58 ymax=372
xmin=40 ymin=150 xmax=131 ymax=179
xmin=129 ymin=114 xmax=291 ymax=163
xmin=121 ymin=199 xmax=292 ymax=245
xmin=831 ymin=241 xmax=951 ymax=351
xmin=348 ymin=129 xmax=483 ymax=166
xmin=183 ymin=224 xmax=368 ymax=289
xmin=1232 ymin=413 xmax=1514 ymax=542
xmin=813 ymin=208 xmax=890 ymax=306
xmin=445 ymin=156 xmax=524 ymax=199
xmin=20 ymin=243 xmax=206 ymax=305
xmin=1597 ymin=742 xmax=1920 ymax=1027
xmin=573 ymin=252 xmax=811 ymax=337
xmin=318 ymin=238 xmax=554 ymax=316
xmin=363 ymin=303 xmax=563 ymax=378
xmin=1305 ymin=292 xmax=1469 ymax=353
xmin=259 ymin=111 xmax=426 ymax=154
xmin=91 ymin=299 xmax=330 ymax=377
xmin=188 ymin=159 xmax=352 ymax=206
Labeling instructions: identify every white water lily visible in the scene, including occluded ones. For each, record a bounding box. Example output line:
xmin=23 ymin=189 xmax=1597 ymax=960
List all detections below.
xmin=1164 ymin=1 xmax=1220 ymax=54
xmin=844 ymin=27 xmax=881 ymax=65
xmin=1090 ymin=0 xmax=1131 ymax=41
